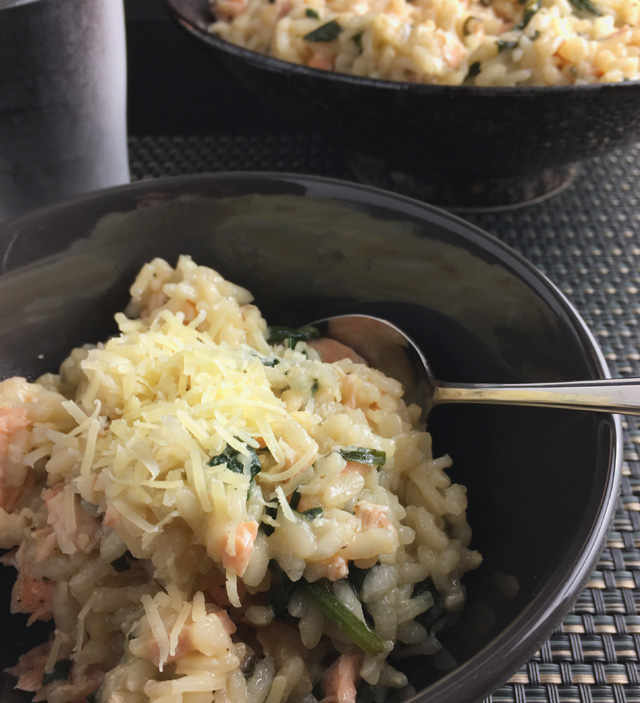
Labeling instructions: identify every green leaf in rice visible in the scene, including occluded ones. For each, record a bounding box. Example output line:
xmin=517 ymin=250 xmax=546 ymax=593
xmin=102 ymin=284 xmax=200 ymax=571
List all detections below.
xmin=496 ymin=39 xmax=519 ymax=52
xmin=568 ymin=0 xmax=601 ymax=14
xmin=269 ymin=562 xmax=297 ymax=618
xmin=267 ymin=325 xmax=320 ymax=348
xmin=338 ymin=447 xmax=386 ymax=467
xmin=514 ymin=0 xmax=541 ymax=29
xmin=110 ymin=550 xmax=134 ymax=573
xmin=347 ymin=563 xmax=375 ymax=595
xmin=42 ymin=659 xmax=72 ymax=686
xmin=289 ymin=490 xmax=302 ymax=510
xmin=465 ymin=61 xmax=482 ymax=80
xmin=299 ymin=506 xmax=323 ymax=520
xmin=209 ymin=442 xmax=261 ymax=479
xmin=303 ymin=20 xmax=343 ymax=42
xmin=303 ymin=580 xmax=385 ymax=656
xmin=305 ymin=8 xmax=320 ymax=18
xmin=260 ymin=504 xmax=278 ymax=536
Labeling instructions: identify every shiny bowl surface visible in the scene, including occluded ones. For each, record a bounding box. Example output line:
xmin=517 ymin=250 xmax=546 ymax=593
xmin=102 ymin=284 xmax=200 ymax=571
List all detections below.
xmin=0 ymin=173 xmax=622 ymax=703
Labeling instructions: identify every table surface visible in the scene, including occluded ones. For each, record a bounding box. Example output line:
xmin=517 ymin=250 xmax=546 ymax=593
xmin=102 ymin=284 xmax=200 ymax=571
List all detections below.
xmin=124 ymin=5 xmax=640 ymax=701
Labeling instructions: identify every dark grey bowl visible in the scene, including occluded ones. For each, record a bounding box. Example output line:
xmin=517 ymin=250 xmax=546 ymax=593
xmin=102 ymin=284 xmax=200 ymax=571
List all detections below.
xmin=0 ymin=173 xmax=622 ymax=703
xmin=164 ymin=0 xmax=640 ymax=208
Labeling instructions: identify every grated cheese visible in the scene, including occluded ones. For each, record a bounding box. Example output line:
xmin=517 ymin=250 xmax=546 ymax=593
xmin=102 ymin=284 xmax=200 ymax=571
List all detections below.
xmin=275 ymin=486 xmax=298 ymax=523
xmin=74 ymin=591 xmax=98 ymax=653
xmin=187 ymin=449 xmax=212 ymax=513
xmin=44 ymin=629 xmax=64 ymax=674
xmin=65 ymin=305 xmax=326 ymax=601
xmin=169 ymin=601 xmax=192 ymax=657
xmin=61 ymin=400 xmax=89 ymax=426
xmin=141 ymin=594 xmax=171 ymax=671
xmin=261 ymin=442 xmax=318 ymax=483
xmin=80 ymin=417 xmax=100 ymax=476
xmin=225 ymin=569 xmax=241 ymax=608
xmin=111 ymin=498 xmax=156 ymax=533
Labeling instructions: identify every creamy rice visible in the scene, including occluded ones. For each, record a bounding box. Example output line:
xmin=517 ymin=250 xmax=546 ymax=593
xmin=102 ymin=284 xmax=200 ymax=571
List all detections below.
xmin=208 ymin=0 xmax=640 ymax=84
xmin=0 ymin=255 xmax=480 ymax=703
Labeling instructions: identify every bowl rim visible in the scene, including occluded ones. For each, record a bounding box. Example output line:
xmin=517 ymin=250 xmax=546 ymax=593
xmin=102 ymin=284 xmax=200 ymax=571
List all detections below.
xmin=0 ymin=171 xmax=624 ymax=703
xmin=163 ymin=0 xmax=640 ymax=94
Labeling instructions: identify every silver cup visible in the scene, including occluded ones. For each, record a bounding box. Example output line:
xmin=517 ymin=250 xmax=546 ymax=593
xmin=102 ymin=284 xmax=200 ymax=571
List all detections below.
xmin=0 ymin=0 xmax=130 ymax=222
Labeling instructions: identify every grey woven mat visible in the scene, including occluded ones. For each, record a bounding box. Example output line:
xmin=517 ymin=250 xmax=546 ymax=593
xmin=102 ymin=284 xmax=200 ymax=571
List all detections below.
xmin=130 ymin=135 xmax=640 ymax=703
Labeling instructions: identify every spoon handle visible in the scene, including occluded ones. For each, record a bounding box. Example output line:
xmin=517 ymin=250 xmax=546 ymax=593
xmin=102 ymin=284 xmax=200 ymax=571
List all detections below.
xmin=435 ymin=377 xmax=640 ymax=415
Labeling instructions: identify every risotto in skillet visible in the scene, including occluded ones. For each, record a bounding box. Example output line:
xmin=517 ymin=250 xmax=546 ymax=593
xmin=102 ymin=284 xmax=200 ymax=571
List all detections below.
xmin=0 ymin=256 xmax=481 ymax=703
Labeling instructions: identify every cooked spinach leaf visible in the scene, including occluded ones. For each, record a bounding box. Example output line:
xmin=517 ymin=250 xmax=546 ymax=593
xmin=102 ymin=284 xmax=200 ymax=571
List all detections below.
xmin=209 ymin=443 xmax=261 ymax=479
xmin=496 ymin=39 xmax=519 ymax=52
xmin=514 ymin=0 xmax=541 ymax=29
xmin=110 ymin=550 xmax=134 ymax=573
xmin=303 ymin=580 xmax=385 ymax=655
xmin=260 ymin=504 xmax=278 ymax=536
xmin=568 ymin=0 xmax=600 ymax=14
xmin=269 ymin=562 xmax=297 ymax=618
xmin=338 ymin=447 xmax=386 ymax=467
xmin=267 ymin=325 xmax=320 ymax=348
xmin=299 ymin=506 xmax=323 ymax=520
xmin=466 ymin=61 xmax=482 ymax=79
xmin=303 ymin=20 xmax=342 ymax=42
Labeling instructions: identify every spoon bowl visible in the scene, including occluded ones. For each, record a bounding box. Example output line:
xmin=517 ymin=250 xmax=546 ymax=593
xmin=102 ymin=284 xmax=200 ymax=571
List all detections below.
xmin=313 ymin=314 xmax=640 ymax=417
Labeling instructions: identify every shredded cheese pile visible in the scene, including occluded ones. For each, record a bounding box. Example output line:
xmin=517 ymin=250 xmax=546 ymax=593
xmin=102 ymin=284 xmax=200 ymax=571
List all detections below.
xmin=65 ymin=307 xmax=318 ymax=604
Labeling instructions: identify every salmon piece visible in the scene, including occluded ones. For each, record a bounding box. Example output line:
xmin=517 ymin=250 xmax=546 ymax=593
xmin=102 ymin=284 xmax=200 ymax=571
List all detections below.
xmin=216 ymin=0 xmax=249 ymax=18
xmin=309 ymin=339 xmax=367 ymax=365
xmin=308 ymin=53 xmax=335 ymax=70
xmin=222 ymin=521 xmax=258 ymax=577
xmin=438 ymin=30 xmax=466 ymax=68
xmin=277 ymin=0 xmax=293 ymax=16
xmin=213 ymin=608 xmax=237 ymax=635
xmin=341 ymin=461 xmax=368 ymax=477
xmin=177 ymin=300 xmax=198 ymax=323
xmin=7 ymin=642 xmax=50 ymax=692
xmin=322 ymin=653 xmax=362 ymax=703
xmin=354 ymin=501 xmax=394 ymax=532
xmin=141 ymin=290 xmax=168 ymax=319
xmin=0 ymin=407 xmax=32 ymax=512
xmin=10 ymin=645 xmax=103 ymax=703
xmin=44 ymin=483 xmax=101 ymax=555
xmin=10 ymin=548 xmax=54 ymax=625
xmin=314 ymin=554 xmax=349 ymax=581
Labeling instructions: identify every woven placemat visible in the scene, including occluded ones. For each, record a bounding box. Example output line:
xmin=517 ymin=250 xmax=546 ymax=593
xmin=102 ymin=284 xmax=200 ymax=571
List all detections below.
xmin=130 ymin=135 xmax=640 ymax=703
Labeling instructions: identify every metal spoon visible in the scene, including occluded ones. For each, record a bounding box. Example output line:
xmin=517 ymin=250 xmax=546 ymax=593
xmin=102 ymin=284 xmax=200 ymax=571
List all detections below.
xmin=312 ymin=314 xmax=640 ymax=417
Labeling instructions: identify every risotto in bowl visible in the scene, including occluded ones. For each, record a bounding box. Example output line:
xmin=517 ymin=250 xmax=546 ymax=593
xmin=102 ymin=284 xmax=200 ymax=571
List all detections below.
xmin=165 ymin=0 xmax=640 ymax=207
xmin=0 ymin=173 xmax=621 ymax=703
